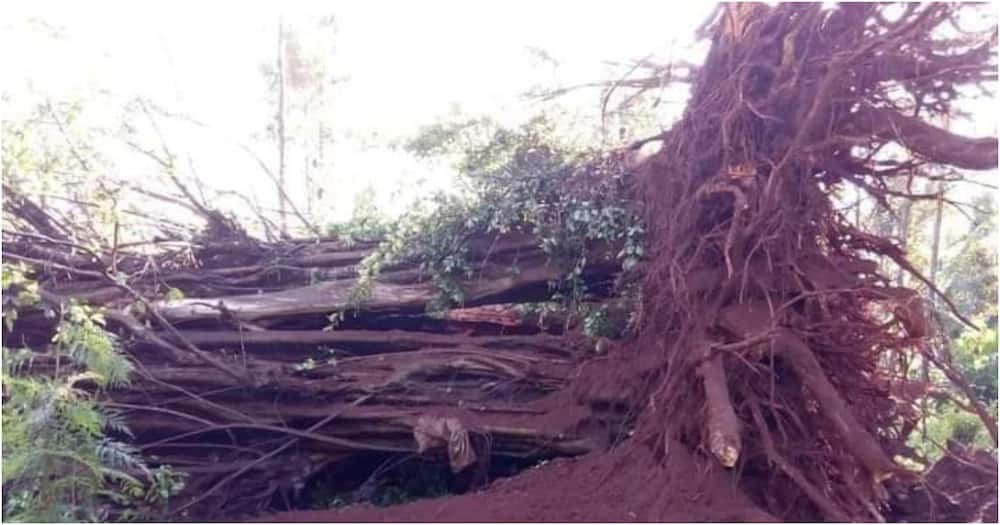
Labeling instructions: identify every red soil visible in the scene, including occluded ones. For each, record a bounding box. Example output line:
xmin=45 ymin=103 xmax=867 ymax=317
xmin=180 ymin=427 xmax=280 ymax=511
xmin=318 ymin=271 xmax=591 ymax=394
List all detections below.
xmin=260 ymin=443 xmax=777 ymax=523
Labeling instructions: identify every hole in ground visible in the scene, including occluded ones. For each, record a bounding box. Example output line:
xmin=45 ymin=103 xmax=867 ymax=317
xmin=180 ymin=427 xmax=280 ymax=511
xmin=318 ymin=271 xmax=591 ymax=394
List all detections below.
xmin=274 ymin=450 xmax=552 ymax=512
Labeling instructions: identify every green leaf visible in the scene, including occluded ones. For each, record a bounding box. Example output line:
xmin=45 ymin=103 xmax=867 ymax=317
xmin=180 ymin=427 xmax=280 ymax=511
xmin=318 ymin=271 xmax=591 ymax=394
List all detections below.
xmin=164 ymin=287 xmax=185 ymax=301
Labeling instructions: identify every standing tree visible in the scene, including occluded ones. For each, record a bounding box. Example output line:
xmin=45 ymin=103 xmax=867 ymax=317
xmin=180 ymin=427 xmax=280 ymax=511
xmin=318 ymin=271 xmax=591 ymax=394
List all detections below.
xmin=259 ymin=14 xmax=341 ymax=237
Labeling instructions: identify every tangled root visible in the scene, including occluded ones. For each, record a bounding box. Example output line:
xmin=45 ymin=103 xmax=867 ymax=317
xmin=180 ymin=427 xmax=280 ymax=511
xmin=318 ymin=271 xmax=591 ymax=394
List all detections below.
xmin=626 ymin=3 xmax=997 ymax=521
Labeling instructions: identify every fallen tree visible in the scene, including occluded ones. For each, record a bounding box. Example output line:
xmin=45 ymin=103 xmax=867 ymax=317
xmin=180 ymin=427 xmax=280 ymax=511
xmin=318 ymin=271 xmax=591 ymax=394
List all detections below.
xmin=2 ymin=226 xmax=628 ymax=517
xmin=3 ymin=3 xmax=997 ymax=522
xmin=267 ymin=3 xmax=999 ymax=522
xmin=4 ymin=109 xmax=653 ymax=519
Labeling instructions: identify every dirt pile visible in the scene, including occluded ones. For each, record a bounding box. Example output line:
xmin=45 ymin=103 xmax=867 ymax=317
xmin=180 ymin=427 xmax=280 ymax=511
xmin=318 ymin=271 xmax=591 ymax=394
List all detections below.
xmin=260 ymin=445 xmax=1000 ymax=523
xmin=261 ymin=444 xmax=776 ymax=523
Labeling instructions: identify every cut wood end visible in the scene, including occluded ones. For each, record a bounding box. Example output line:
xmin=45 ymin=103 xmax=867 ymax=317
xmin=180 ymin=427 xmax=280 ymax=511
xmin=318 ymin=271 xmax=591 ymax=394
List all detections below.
xmin=709 ymin=431 xmax=740 ymax=468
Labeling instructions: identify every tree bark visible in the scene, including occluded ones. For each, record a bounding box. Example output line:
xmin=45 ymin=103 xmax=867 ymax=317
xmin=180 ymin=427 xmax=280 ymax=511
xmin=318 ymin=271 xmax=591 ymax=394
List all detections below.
xmin=1 ymin=231 xmax=621 ymax=517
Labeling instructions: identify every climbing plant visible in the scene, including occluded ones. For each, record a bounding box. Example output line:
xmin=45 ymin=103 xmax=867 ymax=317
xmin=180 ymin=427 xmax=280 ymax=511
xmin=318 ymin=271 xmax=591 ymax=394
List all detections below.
xmin=333 ymin=115 xmax=644 ymax=322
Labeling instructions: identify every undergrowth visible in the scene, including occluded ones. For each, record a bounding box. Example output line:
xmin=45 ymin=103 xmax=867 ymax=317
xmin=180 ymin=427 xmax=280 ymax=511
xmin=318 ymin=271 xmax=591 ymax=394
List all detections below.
xmin=909 ymin=326 xmax=999 ymax=462
xmin=304 ymin=457 xmax=452 ymax=510
xmin=1 ymin=263 xmax=185 ymax=522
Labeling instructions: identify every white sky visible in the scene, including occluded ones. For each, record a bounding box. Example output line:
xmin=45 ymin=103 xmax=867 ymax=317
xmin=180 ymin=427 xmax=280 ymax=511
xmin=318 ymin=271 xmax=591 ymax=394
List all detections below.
xmin=3 ymin=0 xmax=714 ymax=225
xmin=1 ymin=0 xmax=995 ymax=247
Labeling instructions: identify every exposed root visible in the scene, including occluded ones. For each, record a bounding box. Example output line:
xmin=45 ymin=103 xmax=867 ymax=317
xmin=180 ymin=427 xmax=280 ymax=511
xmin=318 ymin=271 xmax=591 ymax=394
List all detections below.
xmin=772 ymin=328 xmax=896 ymax=482
xmin=695 ymin=349 xmax=741 ymax=468
xmin=626 ymin=2 xmax=997 ymax=521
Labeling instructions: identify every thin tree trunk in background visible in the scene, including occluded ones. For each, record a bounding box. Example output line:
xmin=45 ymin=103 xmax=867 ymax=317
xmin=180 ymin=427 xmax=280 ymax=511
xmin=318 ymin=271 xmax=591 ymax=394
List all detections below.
xmin=304 ymin=116 xmax=325 ymax=219
xmin=929 ymin=184 xmax=945 ymax=306
xmin=315 ymin=122 xmax=326 ymax=213
xmin=301 ymin=103 xmax=312 ymax=218
xmin=922 ymin=181 xmax=946 ymax=439
xmin=276 ymin=17 xmax=288 ymax=238
xmin=896 ymin=199 xmax=912 ymax=287
xmin=854 ymin=185 xmax=862 ymax=227
xmin=929 ymin=115 xmax=952 ymax=308
xmin=305 ymin=144 xmax=312 ymax=217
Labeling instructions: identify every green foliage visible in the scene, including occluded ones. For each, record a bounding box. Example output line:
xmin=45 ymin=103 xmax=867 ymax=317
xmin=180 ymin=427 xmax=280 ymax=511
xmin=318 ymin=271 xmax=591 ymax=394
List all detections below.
xmin=401 ymin=117 xmax=498 ymax=159
xmin=871 ymin=188 xmax=999 ymax=462
xmin=369 ymin=465 xmax=451 ymax=507
xmin=954 ymin=327 xmax=998 ymax=403
xmin=909 ymin=402 xmax=997 ymax=461
xmin=2 ymin=263 xmax=40 ymax=331
xmin=164 ymin=287 xmax=186 ymax=302
xmin=2 ymin=100 xmax=129 ymax=246
xmin=325 ymin=185 xmax=392 ymax=246
xmin=582 ymin=305 xmax=620 ymax=339
xmin=51 ymin=304 xmax=134 ymax=388
xmin=943 ymin=193 xmax=998 ymax=334
xmin=581 ymin=290 xmax=640 ymax=340
xmin=907 ymin=325 xmax=998 ymax=463
xmin=334 ymin=115 xmax=644 ymax=323
xmin=2 ymin=265 xmax=184 ymax=522
xmin=516 ymin=301 xmax=566 ymax=331
xmin=305 ymin=459 xmax=452 ymax=510
xmin=113 ymin=465 xmax=188 ymax=522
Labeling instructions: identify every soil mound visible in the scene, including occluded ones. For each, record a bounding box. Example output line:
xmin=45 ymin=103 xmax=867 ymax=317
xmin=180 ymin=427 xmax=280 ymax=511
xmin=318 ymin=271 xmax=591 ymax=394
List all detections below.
xmin=260 ymin=444 xmax=776 ymax=523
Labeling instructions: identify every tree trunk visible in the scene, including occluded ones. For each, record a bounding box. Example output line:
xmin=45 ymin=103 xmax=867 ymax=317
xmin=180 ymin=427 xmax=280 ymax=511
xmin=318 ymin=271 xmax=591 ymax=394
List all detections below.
xmin=896 ymin=198 xmax=912 ymax=287
xmin=928 ymin=182 xmax=945 ymax=306
xmin=1 ymin=231 xmax=622 ymax=518
xmin=276 ymin=16 xmax=288 ymax=238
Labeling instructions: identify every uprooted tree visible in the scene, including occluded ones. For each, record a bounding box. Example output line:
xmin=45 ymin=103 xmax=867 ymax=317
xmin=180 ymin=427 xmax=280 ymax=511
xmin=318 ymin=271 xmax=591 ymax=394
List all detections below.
xmin=3 ymin=113 xmax=645 ymax=519
xmin=2 ymin=2 xmax=998 ymax=522
xmin=623 ymin=3 xmax=997 ymax=521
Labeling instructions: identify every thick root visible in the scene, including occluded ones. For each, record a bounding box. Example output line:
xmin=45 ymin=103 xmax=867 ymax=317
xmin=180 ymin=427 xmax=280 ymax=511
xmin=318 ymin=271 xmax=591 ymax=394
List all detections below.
xmin=772 ymin=328 xmax=896 ymax=482
xmin=696 ymin=351 xmax=741 ymax=468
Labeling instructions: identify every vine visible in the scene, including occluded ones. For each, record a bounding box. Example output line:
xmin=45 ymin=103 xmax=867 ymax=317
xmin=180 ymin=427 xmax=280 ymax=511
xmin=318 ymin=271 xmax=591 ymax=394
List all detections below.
xmin=330 ymin=116 xmax=645 ymax=325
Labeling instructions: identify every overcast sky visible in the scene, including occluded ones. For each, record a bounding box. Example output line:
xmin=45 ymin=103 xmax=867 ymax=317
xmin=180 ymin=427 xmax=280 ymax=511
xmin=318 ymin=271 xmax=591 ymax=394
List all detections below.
xmin=4 ymin=0 xmax=717 ymax=223
xmin=3 ymin=1 xmax=995 ymax=239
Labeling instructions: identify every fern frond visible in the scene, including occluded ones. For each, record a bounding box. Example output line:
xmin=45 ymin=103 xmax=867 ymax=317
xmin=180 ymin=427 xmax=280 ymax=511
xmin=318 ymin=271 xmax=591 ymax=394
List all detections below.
xmin=95 ymin=438 xmax=144 ymax=473
xmin=103 ymin=409 xmax=134 ymax=438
